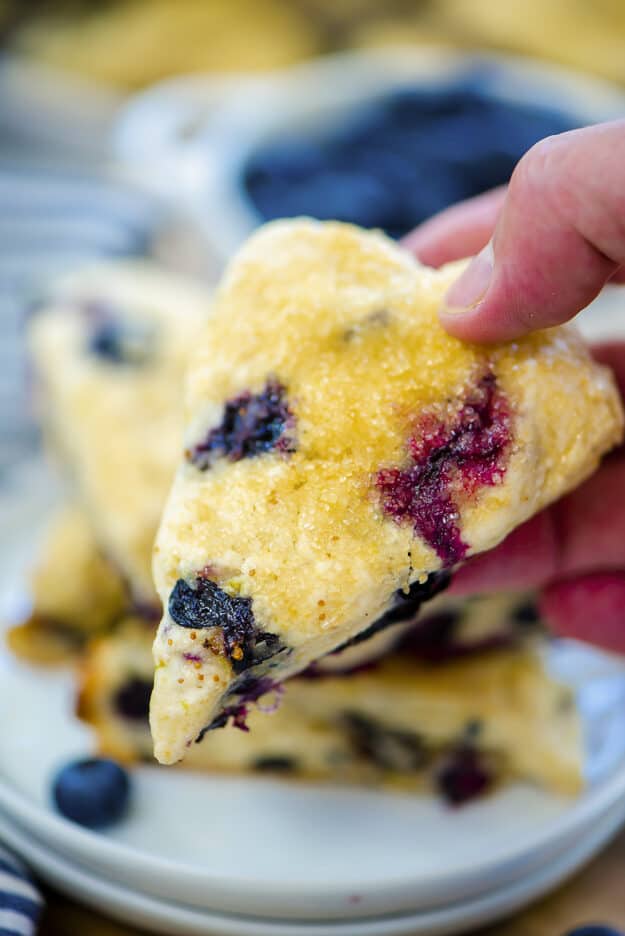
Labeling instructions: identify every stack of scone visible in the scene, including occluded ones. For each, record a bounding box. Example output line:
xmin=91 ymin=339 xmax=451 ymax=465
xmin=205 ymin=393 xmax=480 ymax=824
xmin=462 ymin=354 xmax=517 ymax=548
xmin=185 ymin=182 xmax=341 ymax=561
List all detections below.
xmin=12 ymin=220 xmax=624 ymax=806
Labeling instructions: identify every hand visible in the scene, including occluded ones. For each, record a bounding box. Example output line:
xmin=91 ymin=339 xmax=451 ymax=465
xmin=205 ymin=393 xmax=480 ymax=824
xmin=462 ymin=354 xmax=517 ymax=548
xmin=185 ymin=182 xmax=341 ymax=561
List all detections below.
xmin=404 ymin=121 xmax=625 ymax=654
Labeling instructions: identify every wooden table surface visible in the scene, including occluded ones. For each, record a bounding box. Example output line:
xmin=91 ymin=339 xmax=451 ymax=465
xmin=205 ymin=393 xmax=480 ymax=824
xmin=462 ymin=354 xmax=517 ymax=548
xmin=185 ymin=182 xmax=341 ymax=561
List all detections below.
xmin=37 ymin=826 xmax=625 ymax=936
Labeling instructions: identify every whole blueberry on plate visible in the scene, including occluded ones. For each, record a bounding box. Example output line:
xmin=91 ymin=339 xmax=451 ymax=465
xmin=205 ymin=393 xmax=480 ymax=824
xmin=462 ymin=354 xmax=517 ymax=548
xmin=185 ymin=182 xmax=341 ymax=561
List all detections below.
xmin=52 ymin=757 xmax=131 ymax=828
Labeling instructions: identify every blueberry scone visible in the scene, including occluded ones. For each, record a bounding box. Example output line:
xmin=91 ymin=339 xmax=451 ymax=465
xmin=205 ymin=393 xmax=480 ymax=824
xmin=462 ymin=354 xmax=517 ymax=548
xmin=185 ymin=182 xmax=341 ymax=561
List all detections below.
xmin=80 ymin=594 xmax=581 ymax=800
xmin=28 ymin=262 xmax=211 ymax=605
xmin=152 ymin=219 xmax=622 ymax=764
xmin=7 ymin=505 xmax=126 ymax=664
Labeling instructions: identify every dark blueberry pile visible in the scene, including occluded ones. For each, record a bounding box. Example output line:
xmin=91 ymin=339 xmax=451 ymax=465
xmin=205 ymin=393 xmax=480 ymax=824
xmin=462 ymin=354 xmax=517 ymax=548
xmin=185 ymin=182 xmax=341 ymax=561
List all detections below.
xmin=114 ymin=677 xmax=152 ymax=721
xmin=169 ymin=577 xmax=286 ymax=674
xmin=187 ymin=379 xmax=295 ymax=470
xmin=243 ymin=72 xmax=578 ymax=238
xmin=435 ymin=740 xmax=494 ymax=806
xmin=52 ymin=757 xmax=131 ymax=828
xmin=335 ymin=569 xmax=451 ymax=652
xmin=377 ymin=372 xmax=511 ymax=566
xmin=343 ymin=712 xmax=427 ymax=772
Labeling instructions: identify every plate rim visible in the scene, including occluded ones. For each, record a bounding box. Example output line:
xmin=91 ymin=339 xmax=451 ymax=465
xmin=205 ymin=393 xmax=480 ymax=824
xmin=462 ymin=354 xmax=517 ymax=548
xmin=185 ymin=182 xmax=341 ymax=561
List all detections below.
xmin=2 ymin=457 xmax=625 ymax=919
xmin=1 ymin=750 xmax=624 ymax=902
xmin=1 ymin=800 xmax=624 ymax=936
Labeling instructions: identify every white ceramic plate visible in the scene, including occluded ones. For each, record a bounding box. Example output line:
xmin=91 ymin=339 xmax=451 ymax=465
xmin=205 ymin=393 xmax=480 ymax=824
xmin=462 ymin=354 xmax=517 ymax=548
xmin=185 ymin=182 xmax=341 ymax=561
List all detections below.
xmin=1 ymin=460 xmax=625 ymax=923
xmin=1 ymin=801 xmax=624 ymax=936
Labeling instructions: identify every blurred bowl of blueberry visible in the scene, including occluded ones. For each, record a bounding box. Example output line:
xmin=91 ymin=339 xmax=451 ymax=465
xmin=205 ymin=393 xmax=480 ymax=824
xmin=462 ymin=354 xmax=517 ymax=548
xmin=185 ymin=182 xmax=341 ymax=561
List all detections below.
xmin=241 ymin=72 xmax=580 ymax=242
xmin=115 ymin=46 xmax=625 ymax=263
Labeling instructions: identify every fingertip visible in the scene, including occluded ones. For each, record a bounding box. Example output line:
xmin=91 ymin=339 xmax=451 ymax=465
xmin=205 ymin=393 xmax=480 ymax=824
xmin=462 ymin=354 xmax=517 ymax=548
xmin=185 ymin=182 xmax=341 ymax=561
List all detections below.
xmin=437 ymin=241 xmax=533 ymax=344
xmin=441 ymin=244 xmax=493 ymax=311
xmin=438 ymin=294 xmax=525 ymax=344
xmin=438 ymin=260 xmax=561 ymax=344
xmin=438 ymin=285 xmax=528 ymax=344
xmin=438 ymin=303 xmax=491 ymax=343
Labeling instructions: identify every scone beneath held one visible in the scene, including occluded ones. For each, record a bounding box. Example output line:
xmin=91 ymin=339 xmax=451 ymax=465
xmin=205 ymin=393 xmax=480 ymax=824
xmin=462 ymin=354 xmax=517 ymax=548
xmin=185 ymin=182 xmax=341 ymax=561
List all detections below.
xmin=80 ymin=594 xmax=581 ymax=801
xmin=151 ymin=219 xmax=623 ymax=765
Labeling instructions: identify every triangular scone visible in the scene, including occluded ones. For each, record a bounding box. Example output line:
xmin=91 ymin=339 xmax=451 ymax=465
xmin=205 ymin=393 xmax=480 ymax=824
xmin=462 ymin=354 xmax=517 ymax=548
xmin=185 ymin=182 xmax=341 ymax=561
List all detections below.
xmin=151 ymin=219 xmax=623 ymax=764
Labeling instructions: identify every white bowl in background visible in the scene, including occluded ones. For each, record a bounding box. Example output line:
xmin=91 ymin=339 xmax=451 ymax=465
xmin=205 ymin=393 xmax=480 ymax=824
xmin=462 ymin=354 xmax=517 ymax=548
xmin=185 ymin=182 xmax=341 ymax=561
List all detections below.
xmin=114 ymin=46 xmax=625 ymax=266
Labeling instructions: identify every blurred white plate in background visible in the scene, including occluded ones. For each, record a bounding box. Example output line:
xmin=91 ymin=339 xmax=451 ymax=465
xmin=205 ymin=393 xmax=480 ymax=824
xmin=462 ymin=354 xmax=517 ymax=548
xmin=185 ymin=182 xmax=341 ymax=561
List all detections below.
xmin=114 ymin=47 xmax=625 ymax=264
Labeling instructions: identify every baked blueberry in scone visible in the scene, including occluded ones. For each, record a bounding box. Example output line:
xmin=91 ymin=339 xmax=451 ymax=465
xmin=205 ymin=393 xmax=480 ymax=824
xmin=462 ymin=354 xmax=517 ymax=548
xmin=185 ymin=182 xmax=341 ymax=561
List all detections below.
xmin=80 ymin=594 xmax=582 ymax=798
xmin=27 ymin=262 xmax=212 ymax=605
xmin=151 ymin=219 xmax=623 ymax=765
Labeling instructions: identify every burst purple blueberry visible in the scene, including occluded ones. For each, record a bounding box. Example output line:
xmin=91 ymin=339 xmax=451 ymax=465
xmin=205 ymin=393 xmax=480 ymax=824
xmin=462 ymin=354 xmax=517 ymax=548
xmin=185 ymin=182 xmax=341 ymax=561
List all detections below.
xmin=197 ymin=676 xmax=282 ymax=738
xmin=377 ymin=372 xmax=511 ymax=566
xmin=435 ymin=734 xmax=494 ymax=806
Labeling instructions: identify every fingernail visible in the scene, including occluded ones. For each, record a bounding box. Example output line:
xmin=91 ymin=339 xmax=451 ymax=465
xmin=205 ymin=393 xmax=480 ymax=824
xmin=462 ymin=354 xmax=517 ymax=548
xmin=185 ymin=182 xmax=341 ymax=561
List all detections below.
xmin=442 ymin=242 xmax=493 ymax=314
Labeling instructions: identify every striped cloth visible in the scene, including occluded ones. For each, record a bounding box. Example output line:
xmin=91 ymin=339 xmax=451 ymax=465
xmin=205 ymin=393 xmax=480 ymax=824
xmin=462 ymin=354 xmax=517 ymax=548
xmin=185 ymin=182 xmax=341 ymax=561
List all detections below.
xmin=0 ymin=152 xmax=162 ymax=478
xmin=0 ymin=846 xmax=42 ymax=936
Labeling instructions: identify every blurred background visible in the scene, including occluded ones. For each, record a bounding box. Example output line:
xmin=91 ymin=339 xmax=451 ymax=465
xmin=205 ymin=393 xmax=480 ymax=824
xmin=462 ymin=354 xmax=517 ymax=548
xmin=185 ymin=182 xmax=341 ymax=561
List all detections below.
xmin=2 ymin=0 xmax=625 ymax=473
